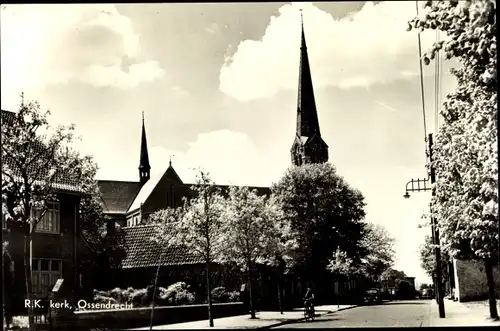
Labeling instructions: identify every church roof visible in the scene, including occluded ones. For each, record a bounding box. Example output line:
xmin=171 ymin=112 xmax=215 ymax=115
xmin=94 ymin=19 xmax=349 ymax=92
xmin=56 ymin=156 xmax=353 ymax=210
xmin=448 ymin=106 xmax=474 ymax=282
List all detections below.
xmin=97 ymin=180 xmax=141 ymax=213
xmin=1 ymin=109 xmax=85 ymax=194
xmin=109 ymin=225 xmax=203 ymax=269
xmin=127 ymin=170 xmax=169 ymax=213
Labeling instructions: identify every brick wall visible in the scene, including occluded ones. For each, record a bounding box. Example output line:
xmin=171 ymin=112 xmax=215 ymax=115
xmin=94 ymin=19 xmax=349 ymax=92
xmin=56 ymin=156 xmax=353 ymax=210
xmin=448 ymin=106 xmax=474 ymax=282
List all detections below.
xmin=454 ymin=258 xmax=500 ymax=302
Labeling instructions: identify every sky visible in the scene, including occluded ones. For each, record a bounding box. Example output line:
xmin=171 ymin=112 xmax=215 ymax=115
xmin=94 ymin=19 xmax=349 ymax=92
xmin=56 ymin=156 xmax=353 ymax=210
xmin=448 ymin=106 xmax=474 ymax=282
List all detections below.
xmin=1 ymin=2 xmax=460 ymax=285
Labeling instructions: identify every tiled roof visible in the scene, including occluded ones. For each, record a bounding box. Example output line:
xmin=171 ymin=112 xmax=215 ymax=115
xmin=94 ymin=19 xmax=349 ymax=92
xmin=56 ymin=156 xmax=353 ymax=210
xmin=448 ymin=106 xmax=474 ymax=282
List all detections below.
xmin=1 ymin=110 xmax=85 ymax=194
xmin=97 ymin=180 xmax=141 ymax=213
xmin=109 ymin=225 xmax=203 ymax=269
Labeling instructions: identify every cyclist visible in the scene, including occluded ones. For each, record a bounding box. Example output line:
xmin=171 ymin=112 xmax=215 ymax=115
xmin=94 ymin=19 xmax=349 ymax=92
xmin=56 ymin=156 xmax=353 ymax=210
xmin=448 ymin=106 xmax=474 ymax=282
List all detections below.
xmin=303 ymin=287 xmax=315 ymax=318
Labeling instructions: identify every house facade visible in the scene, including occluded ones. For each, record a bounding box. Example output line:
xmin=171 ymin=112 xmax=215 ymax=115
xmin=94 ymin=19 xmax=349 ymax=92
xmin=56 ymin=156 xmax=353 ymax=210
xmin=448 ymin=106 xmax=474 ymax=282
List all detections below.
xmin=450 ymin=258 xmax=500 ymax=302
xmin=1 ymin=110 xmax=87 ymax=316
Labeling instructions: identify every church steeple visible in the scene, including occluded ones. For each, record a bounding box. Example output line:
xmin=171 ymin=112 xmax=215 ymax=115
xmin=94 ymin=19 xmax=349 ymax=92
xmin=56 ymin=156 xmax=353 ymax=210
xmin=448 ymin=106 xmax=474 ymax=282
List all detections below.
xmin=296 ymin=11 xmax=321 ymax=138
xmin=139 ymin=111 xmax=151 ymax=186
xmin=291 ymin=11 xmax=329 ymax=166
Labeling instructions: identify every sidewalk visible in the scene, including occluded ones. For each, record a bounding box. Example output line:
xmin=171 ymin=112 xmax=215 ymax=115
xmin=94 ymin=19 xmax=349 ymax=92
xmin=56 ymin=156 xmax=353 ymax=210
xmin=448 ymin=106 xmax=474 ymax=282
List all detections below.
xmin=428 ymin=299 xmax=500 ymax=327
xmin=131 ymin=305 xmax=357 ymax=330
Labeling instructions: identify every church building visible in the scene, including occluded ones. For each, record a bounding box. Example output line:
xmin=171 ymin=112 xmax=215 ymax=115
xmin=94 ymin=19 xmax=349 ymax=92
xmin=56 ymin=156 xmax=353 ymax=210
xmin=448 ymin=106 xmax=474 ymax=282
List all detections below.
xmin=94 ymin=15 xmax=329 ymax=303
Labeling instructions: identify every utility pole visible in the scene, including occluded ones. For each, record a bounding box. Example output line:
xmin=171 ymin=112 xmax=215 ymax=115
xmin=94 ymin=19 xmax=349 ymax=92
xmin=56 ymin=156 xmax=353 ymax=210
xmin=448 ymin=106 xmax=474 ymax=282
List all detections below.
xmin=428 ymin=133 xmax=446 ymax=318
xmin=403 ymin=133 xmax=445 ymax=318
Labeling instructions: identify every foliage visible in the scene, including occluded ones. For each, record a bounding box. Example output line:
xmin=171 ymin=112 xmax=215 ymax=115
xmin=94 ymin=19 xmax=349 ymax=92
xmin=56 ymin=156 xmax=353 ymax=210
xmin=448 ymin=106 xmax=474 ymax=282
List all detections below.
xmin=92 ymin=283 xmax=196 ymax=307
xmin=221 ymin=186 xmax=284 ymax=318
xmin=175 ymin=171 xmax=226 ymax=262
xmin=409 ymin=0 xmax=497 ymax=261
xmin=327 ymin=247 xmax=359 ymax=276
xmin=358 ymin=223 xmax=396 ymax=281
xmin=150 ymin=170 xmax=225 ymax=326
xmin=161 ymin=282 xmax=196 ymax=305
xmin=419 ymin=235 xmax=450 ymax=280
xmin=381 ymin=268 xmax=407 ymax=283
xmin=221 ymin=186 xmax=280 ymax=266
xmin=271 ymin=163 xmax=367 ymax=278
xmin=211 ymin=286 xmax=229 ymax=303
xmin=409 ymin=1 xmax=497 ymax=318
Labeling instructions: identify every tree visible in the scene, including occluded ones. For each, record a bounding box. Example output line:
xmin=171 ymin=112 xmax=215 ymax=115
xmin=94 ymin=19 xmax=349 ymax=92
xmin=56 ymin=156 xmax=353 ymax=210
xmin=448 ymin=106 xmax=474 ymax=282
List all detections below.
xmin=221 ymin=186 xmax=281 ymax=319
xmin=419 ymin=235 xmax=450 ymax=282
xmin=271 ymin=163 xmax=367 ymax=289
xmin=148 ymin=207 xmax=186 ymax=331
xmin=1 ymin=100 xmax=99 ymax=330
xmin=159 ymin=170 xmax=225 ymax=328
xmin=2 ymin=242 xmax=15 ymax=328
xmin=358 ymin=223 xmax=396 ymax=283
xmin=408 ymin=0 xmax=498 ymax=319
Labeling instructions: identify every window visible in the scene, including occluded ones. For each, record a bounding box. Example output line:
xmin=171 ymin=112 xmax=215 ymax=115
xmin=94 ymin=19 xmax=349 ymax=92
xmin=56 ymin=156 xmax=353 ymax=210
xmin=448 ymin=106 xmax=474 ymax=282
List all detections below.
xmin=127 ymin=218 xmax=132 ymax=227
xmin=32 ymin=259 xmax=61 ymax=298
xmin=33 ymin=202 xmax=60 ymax=234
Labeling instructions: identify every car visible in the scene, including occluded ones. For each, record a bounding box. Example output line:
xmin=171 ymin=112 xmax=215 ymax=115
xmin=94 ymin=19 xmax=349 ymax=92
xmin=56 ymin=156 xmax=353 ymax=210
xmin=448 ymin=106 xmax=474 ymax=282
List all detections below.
xmin=363 ymin=288 xmax=382 ymax=305
xmin=421 ymin=288 xmax=434 ymax=299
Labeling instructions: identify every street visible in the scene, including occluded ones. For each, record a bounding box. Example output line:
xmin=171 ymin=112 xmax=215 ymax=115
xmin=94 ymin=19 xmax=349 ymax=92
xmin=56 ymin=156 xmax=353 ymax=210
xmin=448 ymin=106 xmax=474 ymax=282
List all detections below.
xmin=271 ymin=300 xmax=433 ymax=328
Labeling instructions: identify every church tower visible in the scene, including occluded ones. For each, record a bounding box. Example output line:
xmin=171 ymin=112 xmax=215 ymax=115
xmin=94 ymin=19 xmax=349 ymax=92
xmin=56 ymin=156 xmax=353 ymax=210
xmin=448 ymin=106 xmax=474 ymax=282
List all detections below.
xmin=290 ymin=12 xmax=329 ymax=166
xmin=139 ymin=112 xmax=151 ymax=186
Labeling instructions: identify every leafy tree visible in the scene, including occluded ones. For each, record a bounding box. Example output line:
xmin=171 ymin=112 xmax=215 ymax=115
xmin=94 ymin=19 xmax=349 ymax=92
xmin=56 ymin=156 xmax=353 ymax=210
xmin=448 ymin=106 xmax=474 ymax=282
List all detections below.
xmin=152 ymin=171 xmax=225 ymax=327
xmin=1 ymin=100 xmax=100 ymax=330
xmin=419 ymin=235 xmax=450 ymax=282
xmin=327 ymin=247 xmax=359 ymax=277
xmin=271 ymin=163 xmax=367 ymax=288
xmin=221 ymin=186 xmax=281 ymax=319
xmin=148 ymin=207 xmax=185 ymax=330
xmin=408 ymin=0 xmax=498 ymax=319
xmin=358 ymin=223 xmax=396 ymax=282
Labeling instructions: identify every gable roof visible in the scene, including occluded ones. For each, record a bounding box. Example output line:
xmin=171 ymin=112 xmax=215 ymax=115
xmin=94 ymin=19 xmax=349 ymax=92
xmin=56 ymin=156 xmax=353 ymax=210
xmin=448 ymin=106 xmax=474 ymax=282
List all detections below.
xmin=1 ymin=110 xmax=85 ymax=194
xmin=109 ymin=225 xmax=203 ymax=269
xmin=127 ymin=165 xmax=184 ymax=213
xmin=98 ymin=180 xmax=141 ymax=214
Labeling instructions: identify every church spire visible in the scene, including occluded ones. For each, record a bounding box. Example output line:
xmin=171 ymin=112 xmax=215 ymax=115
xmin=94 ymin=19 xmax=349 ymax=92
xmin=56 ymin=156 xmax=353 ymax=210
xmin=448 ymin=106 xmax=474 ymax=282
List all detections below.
xmin=291 ymin=11 xmax=329 ymax=166
xmin=296 ymin=10 xmax=321 ymax=138
xmin=139 ymin=111 xmax=151 ymax=186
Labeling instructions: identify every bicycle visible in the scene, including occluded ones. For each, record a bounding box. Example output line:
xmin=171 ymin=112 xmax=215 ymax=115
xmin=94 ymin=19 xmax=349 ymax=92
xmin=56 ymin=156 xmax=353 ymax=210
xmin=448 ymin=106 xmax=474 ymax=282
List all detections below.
xmin=303 ymin=300 xmax=315 ymax=321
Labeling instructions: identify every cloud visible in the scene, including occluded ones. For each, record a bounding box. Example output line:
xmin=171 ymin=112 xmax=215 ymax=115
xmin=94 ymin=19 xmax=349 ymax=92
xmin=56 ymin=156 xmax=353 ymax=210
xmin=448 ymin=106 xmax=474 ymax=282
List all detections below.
xmin=219 ymin=1 xmax=442 ymax=102
xmin=1 ymin=4 xmax=165 ymax=102
xmin=96 ymin=129 xmax=285 ymax=187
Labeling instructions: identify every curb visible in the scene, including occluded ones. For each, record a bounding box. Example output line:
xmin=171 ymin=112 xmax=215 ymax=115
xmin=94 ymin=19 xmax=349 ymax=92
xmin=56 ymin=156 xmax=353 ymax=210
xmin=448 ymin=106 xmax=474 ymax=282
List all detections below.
xmin=258 ymin=305 xmax=359 ymax=329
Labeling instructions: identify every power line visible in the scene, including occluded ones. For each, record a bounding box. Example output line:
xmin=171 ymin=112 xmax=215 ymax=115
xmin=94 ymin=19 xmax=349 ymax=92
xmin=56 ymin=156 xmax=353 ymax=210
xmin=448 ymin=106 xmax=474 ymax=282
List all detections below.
xmin=415 ymin=1 xmax=428 ymax=154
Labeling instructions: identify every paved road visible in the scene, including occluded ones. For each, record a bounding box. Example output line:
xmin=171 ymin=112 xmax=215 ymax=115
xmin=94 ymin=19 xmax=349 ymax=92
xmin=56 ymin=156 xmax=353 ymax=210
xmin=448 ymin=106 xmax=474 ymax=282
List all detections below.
xmin=271 ymin=300 xmax=434 ymax=328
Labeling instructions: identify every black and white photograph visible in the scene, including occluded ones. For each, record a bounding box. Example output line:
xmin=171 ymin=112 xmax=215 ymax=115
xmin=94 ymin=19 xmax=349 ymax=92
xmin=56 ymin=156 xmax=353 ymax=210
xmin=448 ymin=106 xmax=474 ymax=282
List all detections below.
xmin=1 ymin=1 xmax=498 ymax=330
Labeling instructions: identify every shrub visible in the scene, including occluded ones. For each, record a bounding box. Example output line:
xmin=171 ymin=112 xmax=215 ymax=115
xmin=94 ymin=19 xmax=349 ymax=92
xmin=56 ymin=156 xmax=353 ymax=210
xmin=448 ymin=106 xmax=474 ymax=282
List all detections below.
xmin=94 ymin=295 xmax=118 ymax=305
xmin=227 ymin=291 xmax=240 ymax=302
xmin=130 ymin=288 xmax=148 ymax=306
xmin=160 ymin=282 xmax=195 ymax=305
xmin=211 ymin=286 xmax=229 ymax=303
